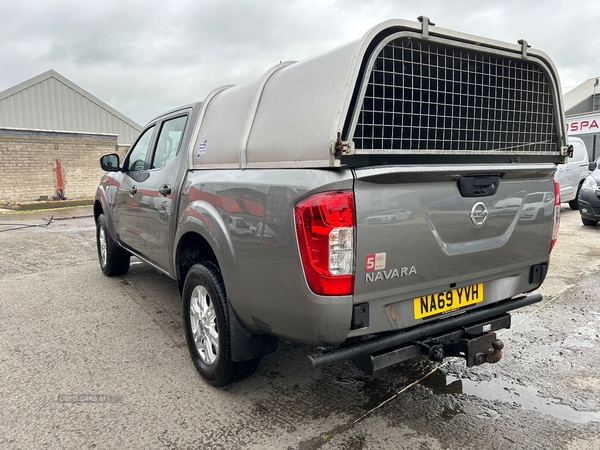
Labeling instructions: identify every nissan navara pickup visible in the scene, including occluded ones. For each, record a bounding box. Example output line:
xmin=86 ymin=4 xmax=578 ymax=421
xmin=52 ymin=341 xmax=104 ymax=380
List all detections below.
xmin=95 ymin=17 xmax=568 ymax=386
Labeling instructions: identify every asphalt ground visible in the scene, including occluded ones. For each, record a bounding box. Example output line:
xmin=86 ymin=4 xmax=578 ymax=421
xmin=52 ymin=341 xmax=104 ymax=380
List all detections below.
xmin=0 ymin=205 xmax=599 ymax=449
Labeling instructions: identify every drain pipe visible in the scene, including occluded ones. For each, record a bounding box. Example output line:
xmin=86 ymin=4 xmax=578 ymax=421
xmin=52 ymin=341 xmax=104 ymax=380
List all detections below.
xmin=55 ymin=159 xmax=65 ymax=200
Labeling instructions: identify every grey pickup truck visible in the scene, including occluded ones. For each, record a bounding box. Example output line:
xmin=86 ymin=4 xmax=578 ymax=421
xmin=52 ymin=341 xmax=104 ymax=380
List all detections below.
xmin=95 ymin=17 xmax=567 ymax=386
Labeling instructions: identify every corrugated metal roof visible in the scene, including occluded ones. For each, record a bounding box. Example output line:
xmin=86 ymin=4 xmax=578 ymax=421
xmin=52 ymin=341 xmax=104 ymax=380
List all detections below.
xmin=563 ymin=77 xmax=600 ymax=114
xmin=0 ymin=70 xmax=141 ymax=144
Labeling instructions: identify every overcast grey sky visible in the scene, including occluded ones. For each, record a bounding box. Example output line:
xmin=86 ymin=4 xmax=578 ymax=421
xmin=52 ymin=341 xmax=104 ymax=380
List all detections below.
xmin=1 ymin=0 xmax=599 ymax=125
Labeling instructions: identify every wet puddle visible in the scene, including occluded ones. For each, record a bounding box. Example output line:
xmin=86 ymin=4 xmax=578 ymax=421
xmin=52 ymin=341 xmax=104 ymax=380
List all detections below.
xmin=503 ymin=312 xmax=545 ymax=334
xmin=425 ymin=373 xmax=600 ymax=424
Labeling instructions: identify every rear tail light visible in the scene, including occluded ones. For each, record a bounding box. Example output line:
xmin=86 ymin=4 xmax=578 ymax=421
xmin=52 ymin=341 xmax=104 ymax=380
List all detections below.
xmin=550 ymin=180 xmax=560 ymax=253
xmin=295 ymin=190 xmax=355 ymax=296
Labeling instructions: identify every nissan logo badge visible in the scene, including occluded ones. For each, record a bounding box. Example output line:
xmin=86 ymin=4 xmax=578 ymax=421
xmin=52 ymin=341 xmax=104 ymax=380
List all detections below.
xmin=470 ymin=202 xmax=489 ymax=227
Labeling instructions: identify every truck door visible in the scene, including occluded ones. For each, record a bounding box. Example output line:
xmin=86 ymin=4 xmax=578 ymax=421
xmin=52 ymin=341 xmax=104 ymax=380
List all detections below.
xmin=135 ymin=114 xmax=188 ymax=271
xmin=114 ymin=125 xmax=156 ymax=251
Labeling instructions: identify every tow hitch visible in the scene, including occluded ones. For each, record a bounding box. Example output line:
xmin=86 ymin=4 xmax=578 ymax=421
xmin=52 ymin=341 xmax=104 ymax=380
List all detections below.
xmin=351 ymin=314 xmax=510 ymax=375
xmin=426 ymin=332 xmax=504 ymax=367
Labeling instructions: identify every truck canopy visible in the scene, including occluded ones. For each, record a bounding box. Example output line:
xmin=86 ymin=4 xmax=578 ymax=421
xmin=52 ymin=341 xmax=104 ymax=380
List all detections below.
xmin=188 ymin=17 xmax=567 ymax=169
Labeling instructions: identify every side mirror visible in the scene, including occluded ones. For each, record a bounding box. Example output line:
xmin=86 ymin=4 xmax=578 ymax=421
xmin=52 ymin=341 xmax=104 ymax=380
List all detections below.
xmin=100 ymin=154 xmax=120 ymax=172
xmin=589 ymin=161 xmax=597 ymax=171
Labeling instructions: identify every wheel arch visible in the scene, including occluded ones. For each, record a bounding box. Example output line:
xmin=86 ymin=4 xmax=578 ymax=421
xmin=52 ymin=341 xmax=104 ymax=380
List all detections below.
xmin=93 ymin=199 xmax=104 ymax=222
xmin=176 ymin=229 xmax=277 ymax=363
xmin=93 ymin=190 xmax=118 ymax=243
xmin=175 ymin=231 xmax=220 ymax=287
xmin=174 ymin=200 xmax=238 ymax=284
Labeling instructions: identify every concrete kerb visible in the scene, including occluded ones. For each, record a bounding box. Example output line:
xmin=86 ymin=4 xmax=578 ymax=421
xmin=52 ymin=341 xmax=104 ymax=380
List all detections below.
xmin=0 ymin=204 xmax=94 ymax=222
xmin=1 ymin=199 xmax=94 ymax=212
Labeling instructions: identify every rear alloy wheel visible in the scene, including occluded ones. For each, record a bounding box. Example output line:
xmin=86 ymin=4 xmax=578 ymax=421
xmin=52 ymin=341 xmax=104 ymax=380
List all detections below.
xmin=96 ymin=214 xmax=130 ymax=276
xmin=581 ymin=217 xmax=598 ymax=227
xmin=182 ymin=262 xmax=261 ymax=386
xmin=192 ymin=284 xmax=219 ymax=359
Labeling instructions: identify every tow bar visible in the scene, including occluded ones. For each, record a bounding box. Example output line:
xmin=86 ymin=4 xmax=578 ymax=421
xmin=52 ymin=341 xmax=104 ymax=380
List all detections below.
xmin=308 ymin=293 xmax=542 ymax=374
xmin=427 ymin=331 xmax=504 ymax=366
xmin=351 ymin=315 xmax=508 ymax=375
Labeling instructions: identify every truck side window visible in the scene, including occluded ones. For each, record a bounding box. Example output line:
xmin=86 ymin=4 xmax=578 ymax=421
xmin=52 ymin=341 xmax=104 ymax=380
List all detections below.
xmin=126 ymin=126 xmax=155 ymax=172
xmin=152 ymin=116 xmax=188 ymax=169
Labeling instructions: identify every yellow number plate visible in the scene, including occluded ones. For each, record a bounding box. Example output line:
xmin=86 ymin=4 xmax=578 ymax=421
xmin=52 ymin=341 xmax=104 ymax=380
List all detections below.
xmin=413 ymin=283 xmax=484 ymax=319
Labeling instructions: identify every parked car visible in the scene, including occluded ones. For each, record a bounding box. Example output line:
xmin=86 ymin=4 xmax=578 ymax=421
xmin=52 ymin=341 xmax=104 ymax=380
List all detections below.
xmin=519 ymin=192 xmax=555 ymax=222
xmin=365 ymin=209 xmax=413 ymax=224
xmin=554 ymin=136 xmax=591 ymax=210
xmin=228 ymin=216 xmax=256 ymax=236
xmin=492 ymin=192 xmax=525 ymax=216
xmin=577 ymin=166 xmax=600 ymax=226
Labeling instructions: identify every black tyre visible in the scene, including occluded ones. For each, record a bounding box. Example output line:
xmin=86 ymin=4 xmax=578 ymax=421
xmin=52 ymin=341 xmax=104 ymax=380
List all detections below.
xmin=569 ymin=183 xmax=583 ymax=210
xmin=182 ymin=262 xmax=237 ymax=387
xmin=582 ymin=217 xmax=598 ymax=227
xmin=536 ymin=209 xmax=544 ymax=222
xmin=96 ymin=214 xmax=130 ymax=276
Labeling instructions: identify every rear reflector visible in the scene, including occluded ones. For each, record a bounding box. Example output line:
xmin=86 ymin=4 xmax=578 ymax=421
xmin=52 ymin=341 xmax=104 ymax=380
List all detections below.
xmin=295 ymin=191 xmax=355 ymax=296
xmin=550 ymin=180 xmax=560 ymax=253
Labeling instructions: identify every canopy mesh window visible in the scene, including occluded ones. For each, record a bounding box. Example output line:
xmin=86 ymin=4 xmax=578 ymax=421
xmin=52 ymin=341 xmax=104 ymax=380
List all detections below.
xmin=353 ymin=37 xmax=558 ymax=152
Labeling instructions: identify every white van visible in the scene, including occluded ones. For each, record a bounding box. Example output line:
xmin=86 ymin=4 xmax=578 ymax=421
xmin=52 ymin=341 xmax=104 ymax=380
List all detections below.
xmin=554 ymin=137 xmax=591 ymax=209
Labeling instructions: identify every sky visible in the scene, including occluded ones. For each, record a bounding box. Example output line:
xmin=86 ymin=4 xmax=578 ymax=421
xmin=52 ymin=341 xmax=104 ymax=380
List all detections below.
xmin=1 ymin=0 xmax=600 ymax=126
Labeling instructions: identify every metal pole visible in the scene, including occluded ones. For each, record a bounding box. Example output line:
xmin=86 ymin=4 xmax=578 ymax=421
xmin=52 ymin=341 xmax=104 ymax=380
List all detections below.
xmin=594 ymin=135 xmax=597 ymax=161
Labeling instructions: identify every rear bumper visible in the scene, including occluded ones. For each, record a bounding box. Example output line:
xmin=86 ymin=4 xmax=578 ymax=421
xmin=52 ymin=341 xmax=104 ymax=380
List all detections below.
xmin=308 ymin=292 xmax=542 ymax=370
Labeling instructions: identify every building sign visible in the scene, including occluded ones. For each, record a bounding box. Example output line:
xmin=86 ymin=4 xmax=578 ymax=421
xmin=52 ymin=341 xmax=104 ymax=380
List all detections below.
xmin=566 ymin=114 xmax=600 ymax=135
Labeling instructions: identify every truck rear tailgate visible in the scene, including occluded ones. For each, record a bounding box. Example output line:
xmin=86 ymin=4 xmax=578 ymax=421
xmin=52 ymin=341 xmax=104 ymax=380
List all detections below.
xmin=351 ymin=163 xmax=555 ymax=335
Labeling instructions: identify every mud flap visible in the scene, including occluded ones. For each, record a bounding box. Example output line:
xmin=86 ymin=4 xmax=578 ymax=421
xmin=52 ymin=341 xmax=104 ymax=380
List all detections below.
xmin=227 ymin=301 xmax=277 ymax=362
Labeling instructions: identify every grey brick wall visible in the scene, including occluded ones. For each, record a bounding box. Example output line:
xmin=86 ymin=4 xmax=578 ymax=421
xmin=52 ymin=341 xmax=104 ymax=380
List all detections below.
xmin=0 ymin=128 xmax=129 ymax=203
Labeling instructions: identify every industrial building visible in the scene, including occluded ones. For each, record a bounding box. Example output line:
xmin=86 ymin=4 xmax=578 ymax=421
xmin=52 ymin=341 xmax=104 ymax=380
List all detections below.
xmin=0 ymin=70 xmax=142 ymax=203
xmin=564 ymin=77 xmax=600 ymax=159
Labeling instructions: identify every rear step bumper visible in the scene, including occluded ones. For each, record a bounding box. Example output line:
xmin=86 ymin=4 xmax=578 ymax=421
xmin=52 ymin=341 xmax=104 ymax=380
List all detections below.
xmin=352 ymin=315 xmax=508 ymax=375
xmin=308 ymin=292 xmax=542 ymax=371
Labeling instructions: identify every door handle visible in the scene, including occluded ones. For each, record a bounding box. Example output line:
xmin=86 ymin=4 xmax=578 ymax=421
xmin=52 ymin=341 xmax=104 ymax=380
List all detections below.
xmin=159 ymin=184 xmax=172 ymax=197
xmin=129 ymin=186 xmax=138 ymax=197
